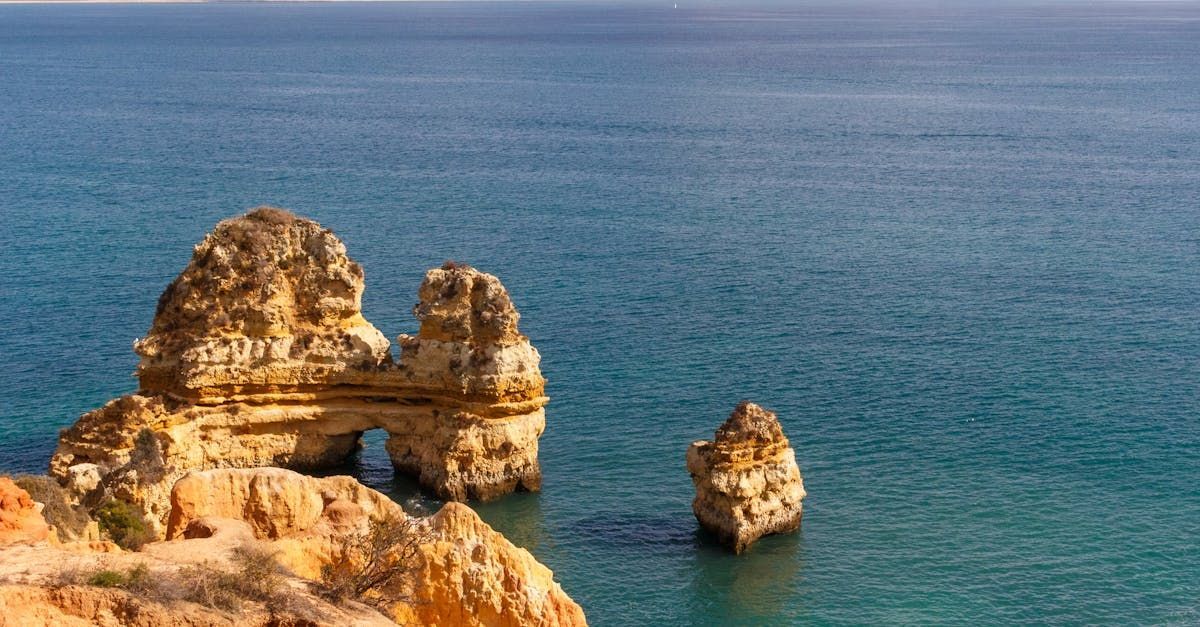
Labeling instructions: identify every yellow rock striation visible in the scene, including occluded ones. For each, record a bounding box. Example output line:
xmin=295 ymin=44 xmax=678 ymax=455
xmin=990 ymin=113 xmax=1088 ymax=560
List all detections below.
xmin=50 ymin=207 xmax=547 ymax=533
xmin=686 ymin=401 xmax=807 ymax=553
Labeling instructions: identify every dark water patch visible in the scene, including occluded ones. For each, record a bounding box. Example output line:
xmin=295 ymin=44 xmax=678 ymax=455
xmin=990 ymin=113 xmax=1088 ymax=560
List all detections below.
xmin=566 ymin=511 xmax=705 ymax=551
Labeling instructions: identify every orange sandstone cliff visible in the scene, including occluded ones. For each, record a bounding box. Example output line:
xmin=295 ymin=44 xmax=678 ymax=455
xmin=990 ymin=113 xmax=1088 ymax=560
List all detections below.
xmin=0 ymin=469 xmax=585 ymax=626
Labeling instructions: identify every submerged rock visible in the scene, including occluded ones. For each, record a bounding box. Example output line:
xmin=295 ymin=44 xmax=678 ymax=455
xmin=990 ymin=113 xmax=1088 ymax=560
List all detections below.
xmin=686 ymin=401 xmax=806 ymax=553
xmin=51 ymin=208 xmax=548 ymax=533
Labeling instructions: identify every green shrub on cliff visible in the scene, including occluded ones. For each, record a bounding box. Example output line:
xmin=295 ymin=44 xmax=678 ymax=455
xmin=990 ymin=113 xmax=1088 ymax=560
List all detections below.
xmin=86 ymin=570 xmax=127 ymax=588
xmin=129 ymin=428 xmax=167 ymax=484
xmin=94 ymin=499 xmax=152 ymax=550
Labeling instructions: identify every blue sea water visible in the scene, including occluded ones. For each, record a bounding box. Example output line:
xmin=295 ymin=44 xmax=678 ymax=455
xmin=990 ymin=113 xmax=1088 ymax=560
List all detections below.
xmin=1 ymin=1 xmax=1199 ymax=624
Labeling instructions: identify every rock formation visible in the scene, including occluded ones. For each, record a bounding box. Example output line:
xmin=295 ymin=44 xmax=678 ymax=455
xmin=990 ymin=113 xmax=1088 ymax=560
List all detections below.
xmin=400 ymin=501 xmax=586 ymax=627
xmin=50 ymin=207 xmax=547 ymax=532
xmin=132 ymin=206 xmax=392 ymax=401
xmin=0 ymin=476 xmax=401 ymax=627
xmin=165 ymin=468 xmax=401 ymax=542
xmin=0 ymin=468 xmax=585 ymax=626
xmin=162 ymin=468 xmax=586 ymax=626
xmin=387 ymin=264 xmax=545 ymax=502
xmin=0 ymin=478 xmax=51 ymax=546
xmin=686 ymin=401 xmax=806 ymax=553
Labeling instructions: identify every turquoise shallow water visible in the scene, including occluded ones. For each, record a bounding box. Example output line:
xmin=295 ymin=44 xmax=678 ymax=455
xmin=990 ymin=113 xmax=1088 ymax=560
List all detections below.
xmin=2 ymin=2 xmax=1199 ymax=624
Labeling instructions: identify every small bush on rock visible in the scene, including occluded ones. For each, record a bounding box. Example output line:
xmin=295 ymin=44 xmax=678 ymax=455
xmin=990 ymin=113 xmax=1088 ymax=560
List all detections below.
xmin=178 ymin=563 xmax=246 ymax=612
xmin=319 ymin=514 xmax=431 ymax=607
xmin=129 ymin=428 xmax=167 ymax=483
xmin=71 ymin=553 xmax=316 ymax=620
xmin=94 ymin=499 xmax=152 ymax=550
xmin=177 ymin=543 xmax=299 ymax=614
xmin=79 ymin=563 xmax=154 ymax=589
xmin=87 ymin=570 xmax=127 ymax=588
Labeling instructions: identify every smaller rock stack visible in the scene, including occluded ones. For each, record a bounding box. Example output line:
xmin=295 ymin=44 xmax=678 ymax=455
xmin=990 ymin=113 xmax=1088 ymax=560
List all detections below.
xmin=686 ymin=401 xmax=806 ymax=553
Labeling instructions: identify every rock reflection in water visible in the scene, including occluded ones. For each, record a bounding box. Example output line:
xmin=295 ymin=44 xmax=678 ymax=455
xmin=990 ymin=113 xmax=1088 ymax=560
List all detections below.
xmin=688 ymin=530 xmax=807 ymax=625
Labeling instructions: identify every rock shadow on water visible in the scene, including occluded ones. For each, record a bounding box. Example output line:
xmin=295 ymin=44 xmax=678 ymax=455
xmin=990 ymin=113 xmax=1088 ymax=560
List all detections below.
xmin=471 ymin=491 xmax=549 ymax=554
xmin=567 ymin=511 xmax=709 ymax=552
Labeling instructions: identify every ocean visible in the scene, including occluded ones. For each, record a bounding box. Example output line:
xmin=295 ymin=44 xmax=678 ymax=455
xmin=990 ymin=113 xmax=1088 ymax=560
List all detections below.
xmin=1 ymin=1 xmax=1198 ymax=624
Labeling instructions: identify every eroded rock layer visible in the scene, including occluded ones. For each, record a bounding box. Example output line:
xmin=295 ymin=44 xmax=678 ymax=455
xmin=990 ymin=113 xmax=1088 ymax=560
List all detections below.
xmin=686 ymin=401 xmax=806 ymax=553
xmin=133 ymin=207 xmax=392 ymax=400
xmin=2 ymin=469 xmax=585 ymax=626
xmin=51 ymin=208 xmax=548 ymax=532
xmin=164 ymin=469 xmax=586 ymax=627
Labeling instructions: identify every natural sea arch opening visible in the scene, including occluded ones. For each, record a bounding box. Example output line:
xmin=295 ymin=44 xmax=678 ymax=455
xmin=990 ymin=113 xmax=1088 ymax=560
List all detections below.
xmin=309 ymin=427 xmax=549 ymax=552
xmin=311 ymin=428 xmax=439 ymax=516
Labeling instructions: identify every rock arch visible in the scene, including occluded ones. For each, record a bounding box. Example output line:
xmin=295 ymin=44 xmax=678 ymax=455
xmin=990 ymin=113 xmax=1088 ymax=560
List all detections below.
xmin=51 ymin=208 xmax=547 ymax=532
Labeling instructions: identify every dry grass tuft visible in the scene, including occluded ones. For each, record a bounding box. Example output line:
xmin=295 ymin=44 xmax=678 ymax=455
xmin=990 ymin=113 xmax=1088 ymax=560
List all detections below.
xmin=245 ymin=206 xmax=298 ymax=226
xmin=318 ymin=514 xmax=431 ymax=609
xmin=13 ymin=475 xmax=93 ymax=539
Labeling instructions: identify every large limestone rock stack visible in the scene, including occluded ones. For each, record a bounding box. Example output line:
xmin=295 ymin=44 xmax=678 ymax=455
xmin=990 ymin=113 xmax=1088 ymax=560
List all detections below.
xmin=133 ymin=206 xmax=391 ymax=401
xmin=50 ymin=207 xmax=550 ymax=533
xmin=384 ymin=264 xmax=547 ymax=501
xmin=686 ymin=401 xmax=806 ymax=553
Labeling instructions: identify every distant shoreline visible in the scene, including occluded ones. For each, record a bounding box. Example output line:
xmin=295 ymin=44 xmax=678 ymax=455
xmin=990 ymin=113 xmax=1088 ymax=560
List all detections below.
xmin=0 ymin=1 xmax=206 ymax=3
xmin=0 ymin=1 xmax=470 ymax=4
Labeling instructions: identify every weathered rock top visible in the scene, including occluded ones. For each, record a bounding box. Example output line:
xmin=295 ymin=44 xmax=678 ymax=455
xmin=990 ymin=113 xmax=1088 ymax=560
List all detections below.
xmin=132 ymin=206 xmax=391 ymax=398
xmin=714 ymin=401 xmax=788 ymax=447
xmin=694 ymin=401 xmax=793 ymax=468
xmin=414 ymin=262 xmax=525 ymax=347
xmin=144 ymin=206 xmax=371 ymax=339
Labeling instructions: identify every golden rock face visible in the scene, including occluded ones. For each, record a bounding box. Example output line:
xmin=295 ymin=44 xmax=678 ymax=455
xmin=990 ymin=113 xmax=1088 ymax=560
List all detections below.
xmin=0 ymin=468 xmax=585 ymax=627
xmin=687 ymin=401 xmax=807 ymax=553
xmin=51 ymin=208 xmax=548 ymax=534
xmin=164 ymin=468 xmax=586 ymax=627
xmin=134 ymin=206 xmax=392 ymax=398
